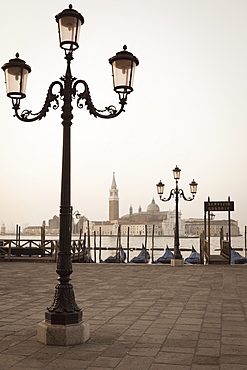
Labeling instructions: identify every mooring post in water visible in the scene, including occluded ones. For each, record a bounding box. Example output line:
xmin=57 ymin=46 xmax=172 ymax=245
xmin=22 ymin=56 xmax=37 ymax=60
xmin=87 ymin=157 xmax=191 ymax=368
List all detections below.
xmin=127 ymin=227 xmax=130 ymax=263
xmin=87 ymin=220 xmax=91 ymax=263
xmin=152 ymin=224 xmax=155 ymax=263
xmin=99 ymin=227 xmax=102 ymax=263
xmin=116 ymin=225 xmax=121 ymax=263
xmin=16 ymin=225 xmax=18 ymax=245
xmin=145 ymin=225 xmax=148 ymax=259
xmin=16 ymin=224 xmax=21 ymax=247
xmin=78 ymin=229 xmax=82 ymax=262
xmin=83 ymin=233 xmax=86 ymax=262
xmin=94 ymin=231 xmax=96 ymax=263
xmin=41 ymin=220 xmax=46 ymax=250
xmin=118 ymin=225 xmax=121 ymax=263
xmin=245 ymin=226 xmax=247 ymax=258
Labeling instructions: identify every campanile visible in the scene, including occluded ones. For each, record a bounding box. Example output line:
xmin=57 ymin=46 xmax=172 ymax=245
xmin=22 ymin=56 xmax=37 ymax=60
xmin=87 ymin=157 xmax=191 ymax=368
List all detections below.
xmin=109 ymin=172 xmax=119 ymax=222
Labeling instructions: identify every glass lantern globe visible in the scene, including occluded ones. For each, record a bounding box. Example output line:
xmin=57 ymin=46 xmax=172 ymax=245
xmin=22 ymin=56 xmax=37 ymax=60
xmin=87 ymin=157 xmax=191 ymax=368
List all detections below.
xmin=55 ymin=4 xmax=84 ymax=51
xmin=2 ymin=53 xmax=31 ymax=99
xmin=190 ymin=179 xmax=198 ymax=194
xmin=173 ymin=166 xmax=181 ymax=180
xmin=156 ymin=181 xmax=165 ymax=195
xmin=109 ymin=45 xmax=139 ymax=95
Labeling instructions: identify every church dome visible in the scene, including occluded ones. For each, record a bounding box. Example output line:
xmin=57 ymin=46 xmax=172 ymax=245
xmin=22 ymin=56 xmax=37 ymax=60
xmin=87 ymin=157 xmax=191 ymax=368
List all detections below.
xmin=147 ymin=198 xmax=160 ymax=213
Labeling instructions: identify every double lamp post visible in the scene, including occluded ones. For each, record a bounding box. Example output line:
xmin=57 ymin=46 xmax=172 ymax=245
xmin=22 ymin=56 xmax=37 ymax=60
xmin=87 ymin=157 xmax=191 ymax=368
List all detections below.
xmin=156 ymin=166 xmax=198 ymax=265
xmin=2 ymin=5 xmax=139 ymax=345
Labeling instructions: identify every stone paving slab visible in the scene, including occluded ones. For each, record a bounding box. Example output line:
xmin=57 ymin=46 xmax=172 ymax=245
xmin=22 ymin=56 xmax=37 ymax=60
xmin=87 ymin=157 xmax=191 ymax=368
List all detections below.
xmin=1 ymin=263 xmax=247 ymax=369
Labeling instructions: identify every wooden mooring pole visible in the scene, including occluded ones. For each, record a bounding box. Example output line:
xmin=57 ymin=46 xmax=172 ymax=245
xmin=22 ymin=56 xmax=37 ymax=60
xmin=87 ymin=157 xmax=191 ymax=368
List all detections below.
xmin=127 ymin=227 xmax=130 ymax=263
xmin=152 ymin=224 xmax=155 ymax=263
xmin=94 ymin=231 xmax=96 ymax=263
xmin=144 ymin=225 xmax=147 ymax=251
xmin=16 ymin=225 xmax=21 ymax=247
xmin=245 ymin=226 xmax=247 ymax=258
xmin=99 ymin=227 xmax=102 ymax=263
xmin=87 ymin=220 xmax=91 ymax=263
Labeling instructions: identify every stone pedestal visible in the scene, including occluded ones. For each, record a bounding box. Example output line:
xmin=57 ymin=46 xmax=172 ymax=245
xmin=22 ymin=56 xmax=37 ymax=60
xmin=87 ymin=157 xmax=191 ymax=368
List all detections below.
xmin=171 ymin=259 xmax=184 ymax=266
xmin=37 ymin=320 xmax=90 ymax=346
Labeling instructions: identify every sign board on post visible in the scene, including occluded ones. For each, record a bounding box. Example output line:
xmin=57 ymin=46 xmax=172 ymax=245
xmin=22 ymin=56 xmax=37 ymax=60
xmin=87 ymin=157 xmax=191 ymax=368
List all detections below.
xmin=203 ymin=197 xmax=234 ymax=263
xmin=204 ymin=201 xmax=234 ymax=212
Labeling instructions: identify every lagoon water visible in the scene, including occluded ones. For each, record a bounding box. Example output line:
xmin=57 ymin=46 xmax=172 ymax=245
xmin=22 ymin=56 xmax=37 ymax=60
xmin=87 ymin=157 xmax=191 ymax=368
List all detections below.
xmin=1 ymin=234 xmax=246 ymax=263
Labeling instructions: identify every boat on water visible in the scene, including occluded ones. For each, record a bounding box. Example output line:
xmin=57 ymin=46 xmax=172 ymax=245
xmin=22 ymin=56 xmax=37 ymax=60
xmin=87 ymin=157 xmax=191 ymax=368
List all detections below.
xmin=129 ymin=244 xmax=150 ymax=263
xmin=101 ymin=247 xmax=126 ymax=263
xmin=184 ymin=246 xmax=200 ymax=264
xmin=79 ymin=246 xmax=95 ymax=263
xmin=153 ymin=246 xmax=173 ymax=264
xmin=231 ymin=249 xmax=247 ymax=264
xmin=82 ymin=254 xmax=95 ymax=263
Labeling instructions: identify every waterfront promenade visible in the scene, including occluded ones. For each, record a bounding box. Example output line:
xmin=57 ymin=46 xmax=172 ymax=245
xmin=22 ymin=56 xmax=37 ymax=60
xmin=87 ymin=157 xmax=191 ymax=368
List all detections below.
xmin=1 ymin=263 xmax=247 ymax=369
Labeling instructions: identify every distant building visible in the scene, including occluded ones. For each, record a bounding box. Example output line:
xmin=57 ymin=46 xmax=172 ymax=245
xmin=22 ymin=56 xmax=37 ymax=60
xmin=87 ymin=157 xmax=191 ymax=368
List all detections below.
xmin=84 ymin=174 xmax=184 ymax=236
xmin=22 ymin=174 xmax=241 ymax=237
xmin=22 ymin=225 xmax=42 ymax=235
xmin=85 ymin=174 xmax=240 ymax=237
xmin=184 ymin=218 xmax=240 ymax=237
xmin=1 ymin=223 xmax=6 ymax=234
xmin=49 ymin=215 xmax=59 ymax=229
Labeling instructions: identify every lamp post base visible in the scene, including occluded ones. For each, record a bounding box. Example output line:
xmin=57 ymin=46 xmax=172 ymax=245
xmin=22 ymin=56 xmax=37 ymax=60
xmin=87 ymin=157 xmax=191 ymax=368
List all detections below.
xmin=171 ymin=258 xmax=184 ymax=266
xmin=37 ymin=320 xmax=90 ymax=346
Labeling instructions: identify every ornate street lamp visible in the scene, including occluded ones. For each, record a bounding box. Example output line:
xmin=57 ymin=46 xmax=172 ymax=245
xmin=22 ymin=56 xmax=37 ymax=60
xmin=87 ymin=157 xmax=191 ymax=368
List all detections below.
xmin=72 ymin=210 xmax=81 ymax=234
xmin=2 ymin=53 xmax=31 ymax=99
xmin=156 ymin=166 xmax=197 ymax=264
xmin=2 ymin=4 xmax=139 ymax=345
xmin=73 ymin=210 xmax=81 ymax=219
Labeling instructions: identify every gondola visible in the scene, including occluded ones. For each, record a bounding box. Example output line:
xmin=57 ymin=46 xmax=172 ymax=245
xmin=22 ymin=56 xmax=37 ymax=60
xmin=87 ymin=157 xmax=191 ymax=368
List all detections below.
xmin=80 ymin=247 xmax=95 ymax=263
xmin=231 ymin=249 xmax=247 ymax=264
xmin=129 ymin=244 xmax=150 ymax=263
xmin=184 ymin=246 xmax=200 ymax=264
xmin=153 ymin=246 xmax=173 ymax=264
xmin=101 ymin=247 xmax=126 ymax=263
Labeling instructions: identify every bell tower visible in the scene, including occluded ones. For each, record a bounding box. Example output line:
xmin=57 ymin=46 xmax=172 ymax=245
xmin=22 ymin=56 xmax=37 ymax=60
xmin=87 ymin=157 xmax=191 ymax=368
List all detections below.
xmin=109 ymin=173 xmax=119 ymax=222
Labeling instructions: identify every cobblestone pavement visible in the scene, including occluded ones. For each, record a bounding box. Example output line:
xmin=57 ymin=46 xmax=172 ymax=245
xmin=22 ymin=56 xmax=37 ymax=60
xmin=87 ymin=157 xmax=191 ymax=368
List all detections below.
xmin=1 ymin=262 xmax=247 ymax=369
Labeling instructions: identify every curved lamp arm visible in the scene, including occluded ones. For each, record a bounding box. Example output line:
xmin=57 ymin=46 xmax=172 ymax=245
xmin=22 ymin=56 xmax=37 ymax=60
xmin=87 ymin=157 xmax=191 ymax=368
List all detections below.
xmin=12 ymin=81 xmax=63 ymax=122
xmin=74 ymin=80 xmax=127 ymax=119
xmin=178 ymin=188 xmax=195 ymax=202
xmin=159 ymin=188 xmax=175 ymax=202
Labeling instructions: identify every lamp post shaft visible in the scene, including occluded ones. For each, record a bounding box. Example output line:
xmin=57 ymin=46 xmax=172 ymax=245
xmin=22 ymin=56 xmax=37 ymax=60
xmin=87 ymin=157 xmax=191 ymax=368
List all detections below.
xmin=174 ymin=180 xmax=182 ymax=259
xmin=45 ymin=54 xmax=82 ymax=325
xmin=59 ymin=56 xmax=72 ymax=259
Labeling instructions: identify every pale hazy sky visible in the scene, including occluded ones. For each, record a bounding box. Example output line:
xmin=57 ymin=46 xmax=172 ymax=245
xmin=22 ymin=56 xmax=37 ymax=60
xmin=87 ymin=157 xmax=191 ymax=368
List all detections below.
xmin=0 ymin=0 xmax=247 ymax=232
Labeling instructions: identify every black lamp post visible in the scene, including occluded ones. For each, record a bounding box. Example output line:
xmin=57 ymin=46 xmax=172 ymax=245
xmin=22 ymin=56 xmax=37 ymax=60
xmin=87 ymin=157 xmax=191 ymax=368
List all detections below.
xmin=156 ymin=166 xmax=197 ymax=260
xmin=2 ymin=5 xmax=138 ymax=333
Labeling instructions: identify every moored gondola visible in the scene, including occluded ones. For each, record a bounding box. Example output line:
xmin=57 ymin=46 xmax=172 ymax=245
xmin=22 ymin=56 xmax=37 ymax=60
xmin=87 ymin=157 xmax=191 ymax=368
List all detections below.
xmin=184 ymin=246 xmax=200 ymax=264
xmin=101 ymin=247 xmax=126 ymax=263
xmin=129 ymin=244 xmax=150 ymax=263
xmin=231 ymin=249 xmax=247 ymax=264
xmin=153 ymin=246 xmax=173 ymax=264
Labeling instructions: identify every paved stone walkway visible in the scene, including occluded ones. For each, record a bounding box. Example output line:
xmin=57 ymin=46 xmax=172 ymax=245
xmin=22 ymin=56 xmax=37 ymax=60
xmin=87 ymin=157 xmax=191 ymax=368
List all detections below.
xmin=1 ymin=262 xmax=247 ymax=369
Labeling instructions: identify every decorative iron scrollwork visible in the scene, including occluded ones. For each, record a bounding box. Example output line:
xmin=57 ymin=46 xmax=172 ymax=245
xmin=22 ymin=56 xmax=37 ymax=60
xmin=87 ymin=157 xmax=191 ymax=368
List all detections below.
xmin=47 ymin=283 xmax=81 ymax=313
xmin=12 ymin=81 xmax=63 ymax=122
xmin=74 ymin=79 xmax=125 ymax=119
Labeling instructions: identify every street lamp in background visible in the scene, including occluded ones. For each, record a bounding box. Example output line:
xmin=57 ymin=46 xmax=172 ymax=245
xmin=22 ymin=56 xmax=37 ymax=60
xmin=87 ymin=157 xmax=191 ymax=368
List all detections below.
xmin=156 ymin=166 xmax=198 ymax=266
xmin=73 ymin=210 xmax=81 ymax=220
xmin=2 ymin=4 xmax=139 ymax=345
xmin=72 ymin=210 xmax=81 ymax=234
